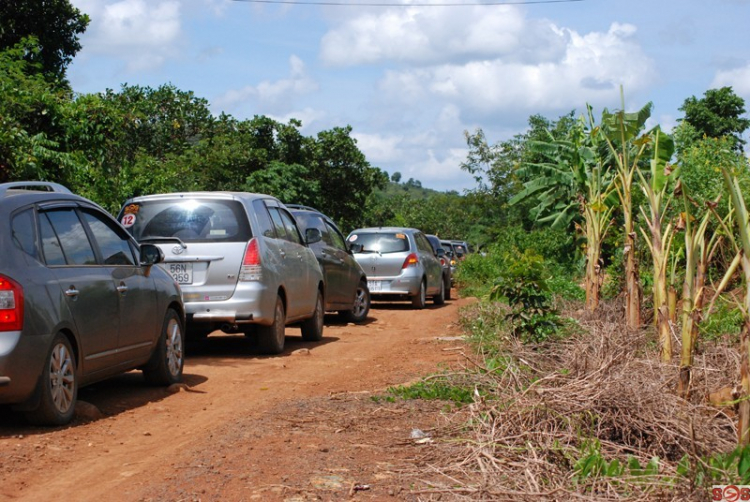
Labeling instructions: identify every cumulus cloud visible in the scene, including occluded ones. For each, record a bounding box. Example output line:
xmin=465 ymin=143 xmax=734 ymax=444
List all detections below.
xmin=72 ymin=0 xmax=182 ymax=72
xmin=374 ymin=22 xmax=654 ymax=122
xmin=320 ymin=5 xmax=565 ymax=67
xmin=213 ymin=55 xmax=319 ymax=115
xmin=711 ymin=63 xmax=750 ymax=98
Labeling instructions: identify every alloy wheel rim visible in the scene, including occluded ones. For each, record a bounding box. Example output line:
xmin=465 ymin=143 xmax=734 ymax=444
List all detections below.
xmin=353 ymin=287 xmax=366 ymax=316
xmin=166 ymin=318 xmax=183 ymax=377
xmin=50 ymin=343 xmax=75 ymax=414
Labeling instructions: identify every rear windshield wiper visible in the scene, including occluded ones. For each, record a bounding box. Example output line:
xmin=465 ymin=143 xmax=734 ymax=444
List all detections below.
xmin=138 ymin=236 xmax=187 ymax=248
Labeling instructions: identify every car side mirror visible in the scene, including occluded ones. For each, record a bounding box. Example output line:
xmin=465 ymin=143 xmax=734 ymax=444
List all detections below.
xmin=349 ymin=243 xmax=363 ymax=253
xmin=140 ymin=243 xmax=164 ymax=266
xmin=305 ymin=227 xmax=322 ymax=245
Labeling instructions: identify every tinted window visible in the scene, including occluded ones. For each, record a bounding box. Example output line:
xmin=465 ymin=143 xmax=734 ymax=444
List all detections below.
xmin=123 ymin=200 xmax=251 ymax=243
xmin=40 ymin=214 xmax=65 ymax=265
xmin=81 ymin=210 xmax=136 ymax=266
xmin=43 ymin=210 xmax=97 ymax=265
xmin=416 ymin=233 xmax=433 ymax=254
xmin=348 ymin=232 xmax=410 ymax=254
xmin=325 ymin=221 xmax=347 ymax=251
xmin=11 ymin=209 xmax=38 ymax=259
xmin=252 ymin=200 xmax=276 ymax=238
xmin=267 ymin=207 xmax=288 ymax=240
xmin=279 ymin=209 xmax=302 ymax=245
xmin=293 ymin=212 xmax=330 ymax=246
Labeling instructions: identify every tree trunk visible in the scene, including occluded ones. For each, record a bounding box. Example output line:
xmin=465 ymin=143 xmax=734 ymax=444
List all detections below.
xmin=585 ymin=239 xmax=602 ymax=312
xmin=625 ymin=230 xmax=642 ymax=329
xmin=668 ymin=285 xmax=678 ymax=323
xmin=739 ymin=259 xmax=750 ymax=445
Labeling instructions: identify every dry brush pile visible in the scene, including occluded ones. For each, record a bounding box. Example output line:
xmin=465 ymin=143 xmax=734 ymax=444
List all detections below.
xmin=407 ymin=302 xmax=740 ymax=501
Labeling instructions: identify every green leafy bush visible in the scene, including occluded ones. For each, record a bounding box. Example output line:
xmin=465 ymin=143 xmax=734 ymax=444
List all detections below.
xmin=701 ymin=302 xmax=743 ymax=341
xmin=490 ymin=249 xmax=561 ymax=343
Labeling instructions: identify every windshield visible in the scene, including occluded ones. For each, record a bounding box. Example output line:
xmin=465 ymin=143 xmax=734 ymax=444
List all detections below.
xmin=348 ymin=232 xmax=410 ymax=254
xmin=119 ymin=199 xmax=252 ymax=243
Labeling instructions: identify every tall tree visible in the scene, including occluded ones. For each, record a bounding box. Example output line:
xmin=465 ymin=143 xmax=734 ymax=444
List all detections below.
xmin=0 ymin=0 xmax=89 ymax=84
xmin=679 ymin=86 xmax=750 ymax=151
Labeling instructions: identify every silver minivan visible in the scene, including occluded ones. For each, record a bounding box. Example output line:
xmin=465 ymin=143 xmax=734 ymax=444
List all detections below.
xmin=118 ymin=192 xmax=325 ymax=354
xmin=347 ymin=227 xmax=445 ymax=309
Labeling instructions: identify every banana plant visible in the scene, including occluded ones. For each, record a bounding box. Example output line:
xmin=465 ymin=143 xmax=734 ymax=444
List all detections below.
xmin=599 ymin=89 xmax=653 ymax=329
xmin=510 ymin=109 xmax=617 ymax=311
xmin=637 ymin=127 xmax=677 ymax=361
xmin=676 ymin=188 xmax=723 ymax=398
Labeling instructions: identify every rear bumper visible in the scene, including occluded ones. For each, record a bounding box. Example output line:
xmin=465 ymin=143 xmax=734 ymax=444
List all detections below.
xmin=182 ymin=281 xmax=275 ymax=326
xmin=0 ymin=331 xmax=49 ymax=405
xmin=367 ymin=274 xmax=421 ymax=296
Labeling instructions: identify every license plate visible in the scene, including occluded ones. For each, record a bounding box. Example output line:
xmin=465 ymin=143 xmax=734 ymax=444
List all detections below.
xmin=164 ymin=262 xmax=193 ymax=284
xmin=368 ymin=280 xmax=382 ymax=292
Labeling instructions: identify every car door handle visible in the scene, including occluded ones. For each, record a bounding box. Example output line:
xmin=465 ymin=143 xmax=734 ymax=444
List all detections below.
xmin=117 ymin=283 xmax=128 ymax=294
xmin=65 ymin=287 xmax=79 ymax=298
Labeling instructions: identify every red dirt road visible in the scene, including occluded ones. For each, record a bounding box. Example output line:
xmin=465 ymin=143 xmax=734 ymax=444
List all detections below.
xmin=0 ymin=296 xmax=473 ymax=501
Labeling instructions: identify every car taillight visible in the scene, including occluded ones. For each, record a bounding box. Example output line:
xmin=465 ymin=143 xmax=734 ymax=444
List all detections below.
xmin=239 ymin=238 xmax=263 ymax=281
xmin=401 ymin=253 xmax=419 ymax=269
xmin=440 ymin=257 xmax=447 ymax=267
xmin=0 ymin=274 xmax=23 ymax=331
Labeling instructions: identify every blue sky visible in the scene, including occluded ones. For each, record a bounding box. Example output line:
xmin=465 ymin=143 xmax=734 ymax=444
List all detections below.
xmin=67 ymin=0 xmax=750 ymax=192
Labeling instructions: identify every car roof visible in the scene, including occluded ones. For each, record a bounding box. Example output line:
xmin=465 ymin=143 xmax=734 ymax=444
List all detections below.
xmin=349 ymin=227 xmax=420 ymax=234
xmin=0 ymin=182 xmax=102 ymax=210
xmin=126 ymin=191 xmax=281 ymax=203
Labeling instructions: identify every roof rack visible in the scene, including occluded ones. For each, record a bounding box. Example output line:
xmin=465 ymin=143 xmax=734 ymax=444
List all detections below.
xmin=0 ymin=181 xmax=73 ymax=197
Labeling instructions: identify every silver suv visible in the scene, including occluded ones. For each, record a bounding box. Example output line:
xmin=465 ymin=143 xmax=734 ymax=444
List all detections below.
xmin=347 ymin=227 xmax=445 ymax=309
xmin=0 ymin=182 xmax=185 ymax=426
xmin=117 ymin=192 xmax=325 ymax=354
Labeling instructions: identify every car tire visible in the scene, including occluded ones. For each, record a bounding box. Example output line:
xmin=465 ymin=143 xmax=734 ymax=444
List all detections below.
xmin=143 ymin=309 xmax=185 ymax=386
xmin=340 ymin=280 xmax=370 ymax=323
xmin=25 ymin=333 xmax=77 ymax=426
xmin=433 ymin=278 xmax=446 ymax=305
xmin=411 ymin=280 xmax=427 ymax=309
xmin=258 ymin=295 xmax=286 ymax=354
xmin=301 ymin=290 xmax=324 ymax=342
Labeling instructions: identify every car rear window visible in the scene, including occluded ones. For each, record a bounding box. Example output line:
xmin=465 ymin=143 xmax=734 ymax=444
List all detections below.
xmin=121 ymin=199 xmax=251 ymax=243
xmin=348 ymin=232 xmax=410 ymax=254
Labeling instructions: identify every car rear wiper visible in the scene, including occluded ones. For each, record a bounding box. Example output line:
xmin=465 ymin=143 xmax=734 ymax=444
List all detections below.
xmin=139 ymin=236 xmax=187 ymax=248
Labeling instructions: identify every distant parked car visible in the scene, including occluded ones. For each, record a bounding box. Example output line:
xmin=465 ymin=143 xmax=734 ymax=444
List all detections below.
xmin=451 ymin=240 xmax=470 ymax=259
xmin=426 ymin=234 xmax=452 ymax=299
xmin=117 ymin=192 xmax=325 ymax=354
xmin=347 ymin=227 xmax=445 ymax=309
xmin=288 ymin=205 xmax=370 ymax=323
xmin=440 ymin=240 xmax=459 ymax=278
xmin=0 ymin=182 xmax=185 ymax=425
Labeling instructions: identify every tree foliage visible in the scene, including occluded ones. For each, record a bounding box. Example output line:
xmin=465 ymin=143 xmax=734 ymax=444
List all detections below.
xmin=0 ymin=0 xmax=89 ymax=84
xmin=679 ymin=86 xmax=750 ymax=151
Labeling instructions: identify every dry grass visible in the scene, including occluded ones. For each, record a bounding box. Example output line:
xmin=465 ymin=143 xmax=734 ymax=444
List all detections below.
xmin=405 ymin=301 xmax=740 ymax=501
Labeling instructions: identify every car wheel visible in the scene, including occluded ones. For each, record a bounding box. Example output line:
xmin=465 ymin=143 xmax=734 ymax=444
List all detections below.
xmin=143 ymin=308 xmax=185 ymax=386
xmin=411 ymin=280 xmax=427 ymax=309
xmin=445 ymin=275 xmax=452 ymax=300
xmin=258 ymin=295 xmax=286 ymax=354
xmin=25 ymin=333 xmax=77 ymax=426
xmin=433 ymin=277 xmax=446 ymax=305
xmin=340 ymin=280 xmax=370 ymax=323
xmin=301 ymin=290 xmax=324 ymax=342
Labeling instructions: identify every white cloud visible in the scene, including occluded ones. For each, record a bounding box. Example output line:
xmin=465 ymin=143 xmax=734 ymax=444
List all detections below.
xmin=213 ymin=55 xmax=319 ymax=114
xmin=375 ymin=22 xmax=654 ymax=121
xmin=320 ymin=5 xmax=565 ymax=67
xmin=72 ymin=0 xmax=182 ymax=72
xmin=711 ymin=63 xmax=750 ymax=98
xmin=268 ymin=108 xmax=327 ymax=133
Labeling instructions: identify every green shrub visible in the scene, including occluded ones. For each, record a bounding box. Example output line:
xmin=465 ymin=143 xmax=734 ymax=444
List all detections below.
xmin=490 ymin=249 xmax=561 ymax=343
xmin=701 ymin=302 xmax=743 ymax=342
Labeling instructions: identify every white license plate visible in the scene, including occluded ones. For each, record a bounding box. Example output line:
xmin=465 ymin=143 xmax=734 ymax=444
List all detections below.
xmin=164 ymin=262 xmax=193 ymax=284
xmin=368 ymin=280 xmax=382 ymax=292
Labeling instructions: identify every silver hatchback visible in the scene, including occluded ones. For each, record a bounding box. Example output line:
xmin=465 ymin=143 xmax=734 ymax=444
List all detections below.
xmin=347 ymin=227 xmax=445 ymax=309
xmin=118 ymin=192 xmax=325 ymax=354
xmin=0 ymin=182 xmax=185 ymax=426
